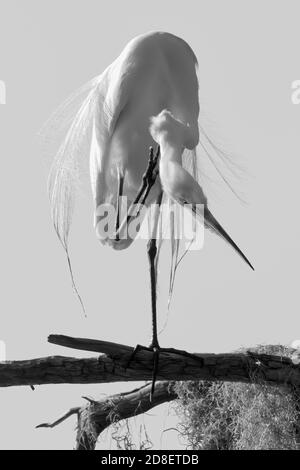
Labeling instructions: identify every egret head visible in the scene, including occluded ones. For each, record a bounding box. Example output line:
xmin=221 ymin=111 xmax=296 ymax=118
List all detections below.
xmin=150 ymin=109 xmax=198 ymax=150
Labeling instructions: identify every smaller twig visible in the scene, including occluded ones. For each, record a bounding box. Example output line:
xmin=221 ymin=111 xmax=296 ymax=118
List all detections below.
xmin=82 ymin=396 xmax=98 ymax=405
xmin=36 ymin=407 xmax=80 ymax=429
xmin=48 ymin=334 xmax=132 ymax=357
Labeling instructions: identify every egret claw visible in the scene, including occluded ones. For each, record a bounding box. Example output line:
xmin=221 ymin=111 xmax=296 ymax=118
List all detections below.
xmin=125 ymin=342 xmax=202 ymax=401
xmin=124 ymin=343 xmax=161 ymax=401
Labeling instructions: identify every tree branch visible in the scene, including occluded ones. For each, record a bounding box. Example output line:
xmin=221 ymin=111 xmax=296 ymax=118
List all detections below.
xmin=36 ymin=381 xmax=175 ymax=450
xmin=36 ymin=407 xmax=80 ymax=429
xmin=75 ymin=381 xmax=176 ymax=450
xmin=1 ymin=335 xmax=300 ymax=450
xmin=0 ymin=335 xmax=299 ymax=388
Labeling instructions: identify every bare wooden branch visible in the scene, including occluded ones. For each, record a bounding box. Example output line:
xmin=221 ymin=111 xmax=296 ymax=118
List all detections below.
xmin=0 ymin=336 xmax=299 ymax=388
xmin=36 ymin=407 xmax=80 ymax=429
xmin=75 ymin=381 xmax=176 ymax=450
xmin=48 ymin=334 xmax=133 ymax=356
xmin=1 ymin=335 xmax=300 ymax=450
xmin=36 ymin=382 xmax=175 ymax=450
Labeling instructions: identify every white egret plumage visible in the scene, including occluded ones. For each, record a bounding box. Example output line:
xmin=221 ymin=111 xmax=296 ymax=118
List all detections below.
xmin=47 ymin=31 xmax=254 ymax=397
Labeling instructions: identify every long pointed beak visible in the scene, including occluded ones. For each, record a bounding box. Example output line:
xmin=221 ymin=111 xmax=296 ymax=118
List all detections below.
xmin=202 ymin=207 xmax=254 ymax=271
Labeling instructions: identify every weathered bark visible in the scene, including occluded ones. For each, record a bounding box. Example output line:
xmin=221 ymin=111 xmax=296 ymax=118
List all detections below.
xmin=0 ymin=335 xmax=299 ymax=388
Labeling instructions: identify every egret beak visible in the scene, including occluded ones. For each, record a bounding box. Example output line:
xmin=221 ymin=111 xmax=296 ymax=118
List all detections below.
xmin=203 ymin=207 xmax=254 ymax=271
xmin=115 ymin=167 xmax=125 ymax=241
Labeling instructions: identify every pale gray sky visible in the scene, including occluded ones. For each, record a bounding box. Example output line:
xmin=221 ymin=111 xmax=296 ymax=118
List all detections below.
xmin=0 ymin=0 xmax=300 ymax=449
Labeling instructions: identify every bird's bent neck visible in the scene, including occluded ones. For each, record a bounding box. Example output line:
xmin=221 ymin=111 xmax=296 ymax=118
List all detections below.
xmin=159 ymin=135 xmax=183 ymax=165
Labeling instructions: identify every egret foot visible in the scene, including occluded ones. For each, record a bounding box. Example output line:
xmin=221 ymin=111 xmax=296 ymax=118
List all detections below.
xmin=113 ymin=145 xmax=160 ymax=241
xmin=126 ymin=343 xmax=203 ymax=401
xmin=125 ymin=342 xmax=162 ymax=401
xmin=127 ymin=145 xmax=160 ymax=216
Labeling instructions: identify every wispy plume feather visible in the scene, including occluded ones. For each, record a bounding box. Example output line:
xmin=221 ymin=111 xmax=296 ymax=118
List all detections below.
xmin=42 ymin=74 xmax=107 ymax=314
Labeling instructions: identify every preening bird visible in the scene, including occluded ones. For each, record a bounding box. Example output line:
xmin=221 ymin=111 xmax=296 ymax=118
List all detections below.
xmin=47 ymin=31 xmax=254 ymax=398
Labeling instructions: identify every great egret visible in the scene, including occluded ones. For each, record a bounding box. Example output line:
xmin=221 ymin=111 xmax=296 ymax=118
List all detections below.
xmin=47 ymin=31 xmax=254 ymax=397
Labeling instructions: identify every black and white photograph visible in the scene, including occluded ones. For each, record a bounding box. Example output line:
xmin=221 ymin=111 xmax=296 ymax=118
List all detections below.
xmin=0 ymin=0 xmax=300 ymax=455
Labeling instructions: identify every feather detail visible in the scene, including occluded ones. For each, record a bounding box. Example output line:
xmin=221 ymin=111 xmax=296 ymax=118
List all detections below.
xmin=44 ymin=73 xmax=108 ymax=313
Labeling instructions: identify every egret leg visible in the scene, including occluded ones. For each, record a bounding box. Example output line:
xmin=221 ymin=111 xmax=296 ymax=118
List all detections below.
xmin=128 ymin=191 xmax=163 ymax=401
xmin=147 ymin=229 xmax=161 ymax=399
xmin=147 ymin=192 xmax=163 ymax=352
xmin=129 ymin=145 xmax=160 ymax=210
xmin=145 ymin=200 xmax=205 ymax=399
xmin=127 ymin=189 xmax=203 ymax=400
xmin=114 ymin=146 xmax=160 ymax=241
xmin=115 ymin=168 xmax=124 ymax=241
